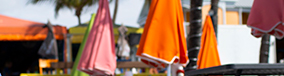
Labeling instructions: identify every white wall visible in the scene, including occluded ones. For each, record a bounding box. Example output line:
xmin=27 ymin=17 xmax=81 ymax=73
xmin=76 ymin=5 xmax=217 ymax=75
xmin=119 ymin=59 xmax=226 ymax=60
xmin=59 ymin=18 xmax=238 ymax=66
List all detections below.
xmin=217 ymin=25 xmax=276 ymax=65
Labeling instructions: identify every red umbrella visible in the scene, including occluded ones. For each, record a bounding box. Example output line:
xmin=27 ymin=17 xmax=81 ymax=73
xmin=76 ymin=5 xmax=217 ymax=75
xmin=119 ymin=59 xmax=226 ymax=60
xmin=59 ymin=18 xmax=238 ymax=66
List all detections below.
xmin=247 ymin=0 xmax=284 ymax=39
xmin=77 ymin=0 xmax=116 ymax=75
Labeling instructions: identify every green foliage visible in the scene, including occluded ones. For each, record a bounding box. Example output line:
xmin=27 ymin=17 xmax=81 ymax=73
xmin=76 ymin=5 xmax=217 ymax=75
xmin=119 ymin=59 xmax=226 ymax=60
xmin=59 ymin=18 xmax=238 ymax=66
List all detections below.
xmin=28 ymin=0 xmax=113 ymax=25
xmin=29 ymin=0 xmax=99 ymax=17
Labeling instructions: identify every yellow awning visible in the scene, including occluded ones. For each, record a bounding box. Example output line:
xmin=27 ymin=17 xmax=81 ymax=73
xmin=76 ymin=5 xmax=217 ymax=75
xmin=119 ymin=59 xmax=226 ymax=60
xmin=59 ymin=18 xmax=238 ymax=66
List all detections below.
xmin=69 ymin=26 xmax=144 ymax=44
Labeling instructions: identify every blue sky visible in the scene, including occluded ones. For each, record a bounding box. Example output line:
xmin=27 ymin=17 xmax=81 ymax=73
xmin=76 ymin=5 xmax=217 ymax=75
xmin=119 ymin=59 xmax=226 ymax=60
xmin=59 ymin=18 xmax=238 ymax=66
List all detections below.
xmin=0 ymin=0 xmax=144 ymax=28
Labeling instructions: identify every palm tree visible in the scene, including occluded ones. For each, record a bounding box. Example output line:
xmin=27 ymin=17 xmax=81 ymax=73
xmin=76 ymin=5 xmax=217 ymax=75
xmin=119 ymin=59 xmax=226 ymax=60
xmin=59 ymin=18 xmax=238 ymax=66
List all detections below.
xmin=29 ymin=0 xmax=113 ymax=26
xmin=186 ymin=0 xmax=203 ymax=70
xmin=210 ymin=0 xmax=219 ymax=37
xmin=112 ymin=0 xmax=118 ymax=25
xmin=259 ymin=34 xmax=270 ymax=63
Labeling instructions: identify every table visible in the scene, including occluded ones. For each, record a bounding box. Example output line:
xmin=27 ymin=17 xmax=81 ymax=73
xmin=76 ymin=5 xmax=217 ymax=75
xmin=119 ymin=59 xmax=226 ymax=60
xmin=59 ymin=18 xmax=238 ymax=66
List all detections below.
xmin=185 ymin=64 xmax=284 ymax=76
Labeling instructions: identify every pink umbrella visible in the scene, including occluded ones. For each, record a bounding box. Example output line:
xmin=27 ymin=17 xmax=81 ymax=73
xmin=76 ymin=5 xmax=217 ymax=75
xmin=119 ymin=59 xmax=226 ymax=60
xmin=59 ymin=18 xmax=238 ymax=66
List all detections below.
xmin=247 ymin=0 xmax=284 ymax=39
xmin=77 ymin=0 xmax=116 ymax=75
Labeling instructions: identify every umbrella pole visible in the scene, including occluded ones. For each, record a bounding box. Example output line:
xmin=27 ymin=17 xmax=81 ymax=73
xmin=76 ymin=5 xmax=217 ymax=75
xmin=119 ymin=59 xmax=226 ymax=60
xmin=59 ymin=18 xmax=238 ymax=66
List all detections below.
xmin=167 ymin=65 xmax=171 ymax=76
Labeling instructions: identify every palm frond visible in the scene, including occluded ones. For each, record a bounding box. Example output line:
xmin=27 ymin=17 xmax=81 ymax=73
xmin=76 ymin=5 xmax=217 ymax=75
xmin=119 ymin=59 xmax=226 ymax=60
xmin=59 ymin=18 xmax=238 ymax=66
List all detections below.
xmin=31 ymin=0 xmax=41 ymax=4
xmin=27 ymin=0 xmax=49 ymax=4
xmin=28 ymin=0 xmax=111 ymax=19
xmin=54 ymin=1 xmax=65 ymax=18
xmin=109 ymin=0 xmax=113 ymax=3
xmin=87 ymin=0 xmax=99 ymax=6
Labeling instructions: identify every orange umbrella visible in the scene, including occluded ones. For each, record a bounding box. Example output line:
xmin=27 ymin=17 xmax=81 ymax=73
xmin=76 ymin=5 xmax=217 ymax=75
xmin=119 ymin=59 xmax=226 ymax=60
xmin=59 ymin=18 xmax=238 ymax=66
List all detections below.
xmin=197 ymin=15 xmax=221 ymax=69
xmin=136 ymin=0 xmax=188 ymax=68
xmin=247 ymin=0 xmax=284 ymax=39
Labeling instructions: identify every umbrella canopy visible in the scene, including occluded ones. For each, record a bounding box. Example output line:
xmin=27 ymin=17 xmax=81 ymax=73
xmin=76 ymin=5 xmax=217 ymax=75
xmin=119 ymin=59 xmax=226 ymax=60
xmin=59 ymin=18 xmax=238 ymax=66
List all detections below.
xmin=77 ymin=0 xmax=116 ymax=75
xmin=247 ymin=0 xmax=284 ymax=39
xmin=197 ymin=15 xmax=221 ymax=69
xmin=136 ymin=0 xmax=188 ymax=68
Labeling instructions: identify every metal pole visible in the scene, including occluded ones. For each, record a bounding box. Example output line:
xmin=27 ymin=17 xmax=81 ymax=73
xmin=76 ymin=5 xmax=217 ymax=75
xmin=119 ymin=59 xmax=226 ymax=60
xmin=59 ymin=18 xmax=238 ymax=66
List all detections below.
xmin=238 ymin=7 xmax=243 ymax=25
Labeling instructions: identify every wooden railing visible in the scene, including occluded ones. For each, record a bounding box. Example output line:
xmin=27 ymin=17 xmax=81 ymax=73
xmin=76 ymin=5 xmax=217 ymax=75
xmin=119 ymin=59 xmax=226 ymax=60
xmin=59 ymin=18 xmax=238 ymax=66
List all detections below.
xmin=20 ymin=61 xmax=167 ymax=76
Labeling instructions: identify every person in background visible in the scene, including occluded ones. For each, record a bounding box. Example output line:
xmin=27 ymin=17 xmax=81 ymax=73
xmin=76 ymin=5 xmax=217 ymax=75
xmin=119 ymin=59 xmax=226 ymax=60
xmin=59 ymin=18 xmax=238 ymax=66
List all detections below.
xmin=2 ymin=61 xmax=12 ymax=76
xmin=149 ymin=68 xmax=158 ymax=74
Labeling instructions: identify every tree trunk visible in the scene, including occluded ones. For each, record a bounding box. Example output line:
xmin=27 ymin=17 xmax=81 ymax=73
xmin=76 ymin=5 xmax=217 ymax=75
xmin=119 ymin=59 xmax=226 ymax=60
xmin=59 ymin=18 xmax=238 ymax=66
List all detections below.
xmin=112 ymin=0 xmax=119 ymax=25
xmin=76 ymin=15 xmax=82 ymax=26
xmin=75 ymin=8 xmax=82 ymax=26
xmin=259 ymin=34 xmax=270 ymax=76
xmin=75 ymin=9 xmax=82 ymax=26
xmin=210 ymin=0 xmax=219 ymax=37
xmin=186 ymin=0 xmax=203 ymax=70
xmin=259 ymin=34 xmax=270 ymax=63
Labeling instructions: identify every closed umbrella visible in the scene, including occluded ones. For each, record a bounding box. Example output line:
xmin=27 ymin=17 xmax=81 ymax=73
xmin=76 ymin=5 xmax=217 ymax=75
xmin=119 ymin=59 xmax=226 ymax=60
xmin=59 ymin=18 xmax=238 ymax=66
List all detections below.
xmin=247 ymin=0 xmax=284 ymax=39
xmin=117 ymin=25 xmax=130 ymax=58
xmin=71 ymin=14 xmax=96 ymax=76
xmin=136 ymin=0 xmax=188 ymax=69
xmin=77 ymin=0 xmax=116 ymax=75
xmin=197 ymin=15 xmax=221 ymax=69
xmin=38 ymin=21 xmax=58 ymax=59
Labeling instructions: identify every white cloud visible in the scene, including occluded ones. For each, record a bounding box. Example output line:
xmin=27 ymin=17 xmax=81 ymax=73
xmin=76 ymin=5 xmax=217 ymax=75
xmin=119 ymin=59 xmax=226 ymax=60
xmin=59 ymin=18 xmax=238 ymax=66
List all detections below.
xmin=115 ymin=0 xmax=144 ymax=27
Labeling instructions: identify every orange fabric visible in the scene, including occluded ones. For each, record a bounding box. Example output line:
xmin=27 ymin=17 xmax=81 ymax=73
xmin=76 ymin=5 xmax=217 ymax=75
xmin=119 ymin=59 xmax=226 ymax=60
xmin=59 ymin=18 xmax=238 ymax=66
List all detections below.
xmin=0 ymin=15 xmax=67 ymax=41
xmin=136 ymin=0 xmax=188 ymax=68
xmin=197 ymin=15 xmax=221 ymax=69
